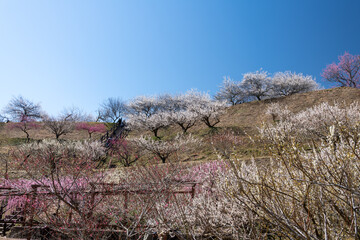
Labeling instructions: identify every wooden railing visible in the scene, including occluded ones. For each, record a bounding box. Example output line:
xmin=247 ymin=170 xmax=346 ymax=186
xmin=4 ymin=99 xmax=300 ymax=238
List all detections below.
xmin=0 ymin=181 xmax=198 ymax=238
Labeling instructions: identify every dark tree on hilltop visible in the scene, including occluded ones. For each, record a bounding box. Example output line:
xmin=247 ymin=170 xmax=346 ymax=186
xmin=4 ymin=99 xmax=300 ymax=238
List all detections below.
xmin=97 ymin=97 xmax=127 ymax=126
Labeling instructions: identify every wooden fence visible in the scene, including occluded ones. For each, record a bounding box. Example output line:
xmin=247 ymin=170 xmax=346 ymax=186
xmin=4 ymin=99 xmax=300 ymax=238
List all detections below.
xmin=0 ymin=181 xmax=198 ymax=239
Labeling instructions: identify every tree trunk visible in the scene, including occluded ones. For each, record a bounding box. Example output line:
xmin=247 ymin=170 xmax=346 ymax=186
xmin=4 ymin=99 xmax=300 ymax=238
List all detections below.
xmin=153 ymin=128 xmax=160 ymax=139
xmin=25 ymin=131 xmax=30 ymax=143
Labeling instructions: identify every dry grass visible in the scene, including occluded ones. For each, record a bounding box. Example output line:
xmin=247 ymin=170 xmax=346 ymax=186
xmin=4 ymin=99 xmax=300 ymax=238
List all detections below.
xmin=0 ymin=87 xmax=359 ymax=163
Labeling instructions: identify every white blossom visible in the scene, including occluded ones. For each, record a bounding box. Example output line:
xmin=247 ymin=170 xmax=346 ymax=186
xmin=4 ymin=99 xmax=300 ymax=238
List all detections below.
xmin=272 ymin=71 xmax=319 ymax=96
xmin=241 ymin=70 xmax=272 ymax=100
xmin=215 ymin=76 xmax=249 ymax=105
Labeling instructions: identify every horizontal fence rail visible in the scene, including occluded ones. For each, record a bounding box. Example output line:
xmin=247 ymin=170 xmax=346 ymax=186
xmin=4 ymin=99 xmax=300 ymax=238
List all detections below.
xmin=0 ymin=181 xmax=199 ymax=239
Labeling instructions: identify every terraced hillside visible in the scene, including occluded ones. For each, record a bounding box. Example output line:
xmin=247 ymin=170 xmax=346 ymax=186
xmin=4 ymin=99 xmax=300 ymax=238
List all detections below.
xmin=0 ymin=87 xmax=359 ymax=163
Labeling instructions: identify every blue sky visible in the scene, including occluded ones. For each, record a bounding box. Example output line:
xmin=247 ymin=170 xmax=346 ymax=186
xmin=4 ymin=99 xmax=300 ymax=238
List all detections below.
xmin=1 ymin=0 xmax=360 ymax=116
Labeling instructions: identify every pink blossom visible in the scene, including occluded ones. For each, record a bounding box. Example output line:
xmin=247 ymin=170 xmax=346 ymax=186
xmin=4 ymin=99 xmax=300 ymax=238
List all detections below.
xmin=322 ymin=52 xmax=360 ymax=88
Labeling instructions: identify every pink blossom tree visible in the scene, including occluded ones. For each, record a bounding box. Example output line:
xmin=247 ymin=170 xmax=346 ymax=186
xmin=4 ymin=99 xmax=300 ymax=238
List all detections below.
xmin=6 ymin=115 xmax=40 ymax=142
xmin=2 ymin=140 xmax=114 ymax=239
xmin=107 ymin=138 xmax=143 ymax=167
xmin=322 ymin=52 xmax=360 ymax=88
xmin=76 ymin=122 xmax=107 ymax=139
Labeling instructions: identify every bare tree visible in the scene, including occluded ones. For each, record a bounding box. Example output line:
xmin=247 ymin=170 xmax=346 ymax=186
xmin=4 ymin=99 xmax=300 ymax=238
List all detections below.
xmin=133 ymin=134 xmax=198 ymax=163
xmin=43 ymin=108 xmax=85 ymax=140
xmin=108 ymin=138 xmax=143 ymax=167
xmin=97 ymin=97 xmax=127 ymax=126
xmin=3 ymin=96 xmax=42 ymax=121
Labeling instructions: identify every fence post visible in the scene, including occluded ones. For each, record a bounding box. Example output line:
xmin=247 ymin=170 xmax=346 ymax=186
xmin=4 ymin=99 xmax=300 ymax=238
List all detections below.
xmin=124 ymin=191 xmax=128 ymax=211
xmin=2 ymin=222 xmax=6 ymax=236
xmin=28 ymin=185 xmax=38 ymax=240
xmin=191 ymin=184 xmax=196 ymax=199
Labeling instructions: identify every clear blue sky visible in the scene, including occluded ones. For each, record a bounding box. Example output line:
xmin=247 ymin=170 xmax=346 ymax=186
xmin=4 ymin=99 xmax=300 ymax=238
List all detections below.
xmin=1 ymin=0 xmax=360 ymax=116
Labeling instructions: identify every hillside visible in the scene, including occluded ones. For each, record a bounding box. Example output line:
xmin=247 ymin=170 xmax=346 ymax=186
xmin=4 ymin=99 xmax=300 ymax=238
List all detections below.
xmin=0 ymin=87 xmax=359 ymax=162
xmin=219 ymin=86 xmax=360 ymax=134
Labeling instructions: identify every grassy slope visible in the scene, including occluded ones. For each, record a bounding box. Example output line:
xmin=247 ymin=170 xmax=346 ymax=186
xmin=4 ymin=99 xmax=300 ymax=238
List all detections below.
xmin=0 ymin=87 xmax=359 ymax=161
xmin=219 ymin=86 xmax=360 ymax=133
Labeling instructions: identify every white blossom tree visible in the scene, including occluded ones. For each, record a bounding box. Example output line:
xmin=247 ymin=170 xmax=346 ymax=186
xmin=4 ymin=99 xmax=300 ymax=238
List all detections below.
xmin=240 ymin=70 xmax=272 ymax=100
xmin=262 ymin=101 xmax=360 ymax=141
xmin=127 ymin=95 xmax=166 ymax=117
xmin=127 ymin=91 xmax=227 ymax=135
xmin=168 ymin=109 xmax=198 ymax=133
xmin=186 ymin=90 xmax=227 ymax=128
xmin=164 ymin=94 xmax=199 ymax=133
xmin=227 ymin=101 xmax=360 ymax=239
xmin=272 ymin=71 xmax=319 ymax=96
xmin=215 ymin=76 xmax=249 ymax=105
xmin=127 ymin=111 xmax=171 ymax=138
xmin=127 ymin=95 xmax=174 ymax=138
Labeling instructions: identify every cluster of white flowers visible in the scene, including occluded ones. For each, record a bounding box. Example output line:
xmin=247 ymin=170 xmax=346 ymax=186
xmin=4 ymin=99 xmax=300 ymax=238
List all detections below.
xmin=261 ymin=101 xmax=360 ymax=140
xmin=127 ymin=90 xmax=227 ymax=136
xmin=272 ymin=71 xmax=319 ymax=96
xmin=233 ymin=101 xmax=360 ymax=238
xmin=216 ymin=70 xmax=319 ymax=105
xmin=18 ymin=139 xmax=106 ymax=162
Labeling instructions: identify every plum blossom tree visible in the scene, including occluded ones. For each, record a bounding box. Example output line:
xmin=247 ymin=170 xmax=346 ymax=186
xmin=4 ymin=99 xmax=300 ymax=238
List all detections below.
xmin=127 ymin=111 xmax=170 ymax=139
xmin=272 ymin=71 xmax=319 ymax=96
xmin=127 ymin=95 xmax=166 ymax=117
xmin=163 ymin=94 xmax=199 ymax=133
xmin=3 ymin=139 xmax=115 ymax=239
xmin=107 ymin=138 xmax=143 ymax=167
xmin=76 ymin=122 xmax=107 ymax=139
xmin=186 ymin=90 xmax=227 ymax=128
xmin=128 ymin=91 xmax=227 ymax=134
xmin=6 ymin=115 xmax=40 ymax=142
xmin=265 ymin=102 xmax=292 ymax=122
xmin=226 ymin=101 xmax=360 ymax=239
xmin=322 ymin=52 xmax=360 ymax=88
xmin=3 ymin=96 xmax=43 ymax=121
xmin=127 ymin=96 xmax=171 ymax=138
xmin=240 ymin=70 xmax=272 ymax=100
xmin=262 ymin=101 xmax=360 ymax=141
xmin=168 ymin=109 xmax=198 ymax=133
xmin=215 ymin=76 xmax=249 ymax=105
